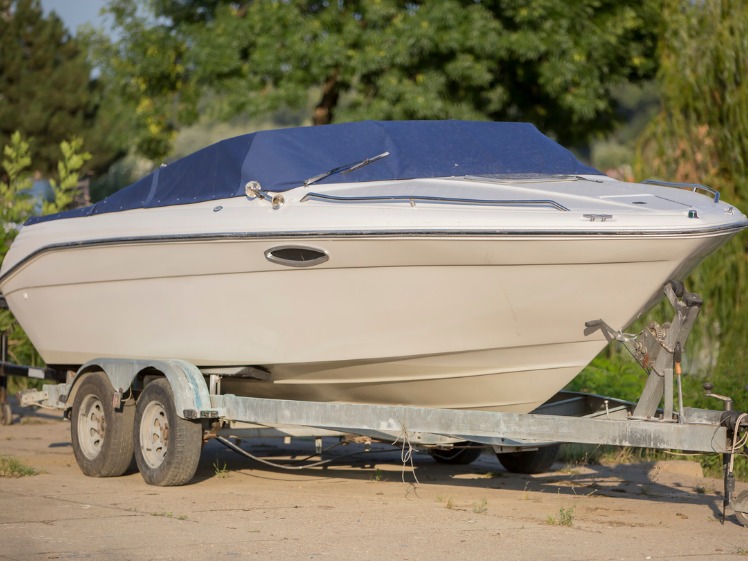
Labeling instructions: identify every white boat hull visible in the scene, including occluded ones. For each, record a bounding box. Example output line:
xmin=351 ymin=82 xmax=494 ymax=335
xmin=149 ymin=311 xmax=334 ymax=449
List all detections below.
xmin=1 ymin=229 xmax=736 ymax=413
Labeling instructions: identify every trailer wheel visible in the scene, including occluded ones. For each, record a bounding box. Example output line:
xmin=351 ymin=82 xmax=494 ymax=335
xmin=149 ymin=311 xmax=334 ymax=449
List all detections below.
xmin=735 ymin=490 xmax=748 ymax=528
xmin=430 ymin=442 xmax=484 ymax=465
xmin=133 ymin=378 xmax=202 ymax=486
xmin=496 ymin=443 xmax=560 ymax=474
xmin=1 ymin=403 xmax=12 ymax=425
xmin=70 ymin=372 xmax=135 ymax=477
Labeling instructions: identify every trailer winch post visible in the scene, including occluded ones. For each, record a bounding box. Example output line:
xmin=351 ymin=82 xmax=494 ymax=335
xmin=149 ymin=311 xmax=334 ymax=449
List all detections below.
xmin=632 ymin=283 xmax=702 ymax=420
xmin=585 ymin=282 xmax=703 ymax=422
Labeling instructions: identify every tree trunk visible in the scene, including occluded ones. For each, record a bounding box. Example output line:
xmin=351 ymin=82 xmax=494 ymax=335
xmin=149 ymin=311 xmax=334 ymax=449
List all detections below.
xmin=313 ymin=73 xmax=339 ymax=126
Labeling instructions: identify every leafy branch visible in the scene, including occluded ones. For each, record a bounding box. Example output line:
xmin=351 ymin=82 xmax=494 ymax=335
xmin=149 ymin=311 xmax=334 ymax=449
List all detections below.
xmin=1 ymin=132 xmax=92 ymax=369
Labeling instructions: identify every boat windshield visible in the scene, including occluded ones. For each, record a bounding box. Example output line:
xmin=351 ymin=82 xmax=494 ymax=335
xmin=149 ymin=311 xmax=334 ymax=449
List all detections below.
xmin=303 ymin=152 xmax=390 ymax=187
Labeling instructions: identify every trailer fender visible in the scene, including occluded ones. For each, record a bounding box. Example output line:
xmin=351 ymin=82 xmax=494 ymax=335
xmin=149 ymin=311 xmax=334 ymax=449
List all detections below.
xmin=68 ymin=359 xmax=214 ymax=420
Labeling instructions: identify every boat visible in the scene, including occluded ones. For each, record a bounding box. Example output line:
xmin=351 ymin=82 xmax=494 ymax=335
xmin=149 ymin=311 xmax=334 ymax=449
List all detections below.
xmin=1 ymin=120 xmax=745 ymax=414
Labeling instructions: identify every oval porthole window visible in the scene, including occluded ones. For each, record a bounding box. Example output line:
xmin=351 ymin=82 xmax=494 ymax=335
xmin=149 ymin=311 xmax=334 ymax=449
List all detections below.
xmin=265 ymin=246 xmax=329 ymax=268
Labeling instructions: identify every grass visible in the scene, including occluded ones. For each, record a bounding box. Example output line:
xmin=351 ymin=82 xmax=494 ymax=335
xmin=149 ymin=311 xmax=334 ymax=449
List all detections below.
xmin=0 ymin=456 xmax=38 ymax=478
xmin=546 ymin=506 xmax=575 ymax=527
xmin=559 ymin=443 xmax=748 ymax=482
xmin=482 ymin=471 xmax=503 ymax=479
xmin=436 ymin=495 xmax=455 ymax=509
xmin=150 ymin=511 xmax=187 ymax=520
xmin=370 ymin=468 xmax=385 ymax=482
xmin=472 ymin=498 xmax=488 ymax=514
xmin=212 ymin=460 xmax=231 ymax=479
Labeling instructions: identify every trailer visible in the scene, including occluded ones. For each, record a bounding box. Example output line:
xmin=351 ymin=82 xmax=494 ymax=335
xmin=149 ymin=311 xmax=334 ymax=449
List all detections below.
xmin=2 ymin=283 xmax=747 ymax=526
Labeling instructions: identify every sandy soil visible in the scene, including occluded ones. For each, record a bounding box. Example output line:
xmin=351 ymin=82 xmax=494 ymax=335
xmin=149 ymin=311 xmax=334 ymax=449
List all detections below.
xmin=0 ymin=402 xmax=746 ymax=561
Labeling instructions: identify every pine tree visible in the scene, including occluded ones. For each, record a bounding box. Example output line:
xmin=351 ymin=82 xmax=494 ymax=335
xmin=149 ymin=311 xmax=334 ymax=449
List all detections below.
xmin=0 ymin=0 xmax=122 ymax=175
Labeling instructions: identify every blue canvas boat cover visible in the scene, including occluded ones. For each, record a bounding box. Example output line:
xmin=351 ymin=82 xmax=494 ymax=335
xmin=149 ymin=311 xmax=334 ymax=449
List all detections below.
xmin=27 ymin=120 xmax=602 ymax=225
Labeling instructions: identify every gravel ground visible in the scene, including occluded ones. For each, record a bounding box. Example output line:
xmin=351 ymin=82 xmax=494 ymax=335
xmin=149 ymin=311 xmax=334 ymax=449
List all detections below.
xmin=1 ymin=402 xmax=747 ymax=561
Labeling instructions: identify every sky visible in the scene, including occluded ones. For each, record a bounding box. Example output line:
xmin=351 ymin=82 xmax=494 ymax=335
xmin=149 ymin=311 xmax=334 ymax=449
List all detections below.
xmin=40 ymin=0 xmax=111 ymax=33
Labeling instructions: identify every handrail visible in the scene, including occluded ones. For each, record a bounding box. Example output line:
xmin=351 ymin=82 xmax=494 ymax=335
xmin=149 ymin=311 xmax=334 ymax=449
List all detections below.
xmin=642 ymin=179 xmax=720 ymax=203
xmin=300 ymin=192 xmax=570 ymax=211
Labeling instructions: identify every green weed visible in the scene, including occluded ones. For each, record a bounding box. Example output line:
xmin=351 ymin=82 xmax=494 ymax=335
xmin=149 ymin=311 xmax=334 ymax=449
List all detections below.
xmin=370 ymin=468 xmax=385 ymax=482
xmin=546 ymin=506 xmax=574 ymax=527
xmin=472 ymin=498 xmax=488 ymax=514
xmin=213 ymin=460 xmax=230 ymax=479
xmin=0 ymin=456 xmax=37 ymax=477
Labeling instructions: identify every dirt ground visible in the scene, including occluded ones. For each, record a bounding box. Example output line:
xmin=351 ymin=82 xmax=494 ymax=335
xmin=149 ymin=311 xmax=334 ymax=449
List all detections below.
xmin=1 ymin=401 xmax=747 ymax=561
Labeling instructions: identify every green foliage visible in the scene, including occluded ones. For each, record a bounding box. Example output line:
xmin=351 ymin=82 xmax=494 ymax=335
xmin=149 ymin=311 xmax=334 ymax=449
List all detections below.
xmin=0 ymin=0 xmax=123 ymax=175
xmin=566 ymin=355 xmax=648 ymax=403
xmin=699 ymin=453 xmax=748 ymax=482
xmin=0 ymin=132 xmax=40 ymax=367
xmin=43 ymin=138 xmax=93 ymax=215
xmin=97 ymin=0 xmax=662 ymax=159
xmin=0 ymin=456 xmax=38 ymax=478
xmin=0 ymin=133 xmax=35 ymax=259
xmin=635 ymin=0 xmax=748 ymax=394
xmin=0 ymin=132 xmax=91 ymax=367
xmin=546 ymin=506 xmax=574 ymax=526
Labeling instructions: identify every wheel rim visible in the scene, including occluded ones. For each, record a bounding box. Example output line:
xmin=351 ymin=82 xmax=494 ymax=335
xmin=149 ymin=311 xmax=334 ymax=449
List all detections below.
xmin=77 ymin=395 xmax=106 ymax=460
xmin=139 ymin=400 xmax=169 ymax=469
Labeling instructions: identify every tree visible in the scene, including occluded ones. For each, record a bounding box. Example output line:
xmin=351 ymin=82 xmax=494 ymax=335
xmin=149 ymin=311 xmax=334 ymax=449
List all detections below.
xmin=0 ymin=0 xmax=123 ymax=174
xmin=0 ymin=132 xmax=91 ymax=367
xmin=635 ymin=0 xmax=748 ymax=402
xmin=97 ymin=0 xmax=661 ymax=160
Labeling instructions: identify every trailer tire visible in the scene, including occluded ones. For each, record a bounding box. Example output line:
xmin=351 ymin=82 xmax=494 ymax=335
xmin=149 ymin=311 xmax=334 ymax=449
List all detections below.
xmin=133 ymin=378 xmax=202 ymax=486
xmin=70 ymin=372 xmax=135 ymax=477
xmin=430 ymin=442 xmax=484 ymax=465
xmin=496 ymin=443 xmax=560 ymax=474
xmin=735 ymin=490 xmax=748 ymax=528
xmin=1 ymin=403 xmax=12 ymax=425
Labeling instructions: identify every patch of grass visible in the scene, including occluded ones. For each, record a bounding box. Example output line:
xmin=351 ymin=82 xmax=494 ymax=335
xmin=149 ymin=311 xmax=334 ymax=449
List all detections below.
xmin=546 ymin=506 xmax=575 ymax=527
xmin=151 ymin=511 xmax=174 ymax=518
xmin=558 ymin=443 xmax=603 ymax=466
xmin=0 ymin=456 xmax=38 ymax=477
xmin=560 ymin=443 xmax=665 ymax=466
xmin=150 ymin=511 xmax=186 ymax=520
xmin=370 ymin=468 xmax=385 ymax=482
xmin=445 ymin=497 xmax=455 ymax=509
xmin=561 ymin=443 xmax=748 ymax=482
xmin=482 ymin=471 xmax=503 ymax=479
xmin=472 ymin=498 xmax=488 ymax=514
xmin=701 ymin=453 xmax=748 ymax=481
xmin=7 ymin=376 xmax=43 ymax=396
xmin=213 ymin=460 xmax=230 ymax=479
